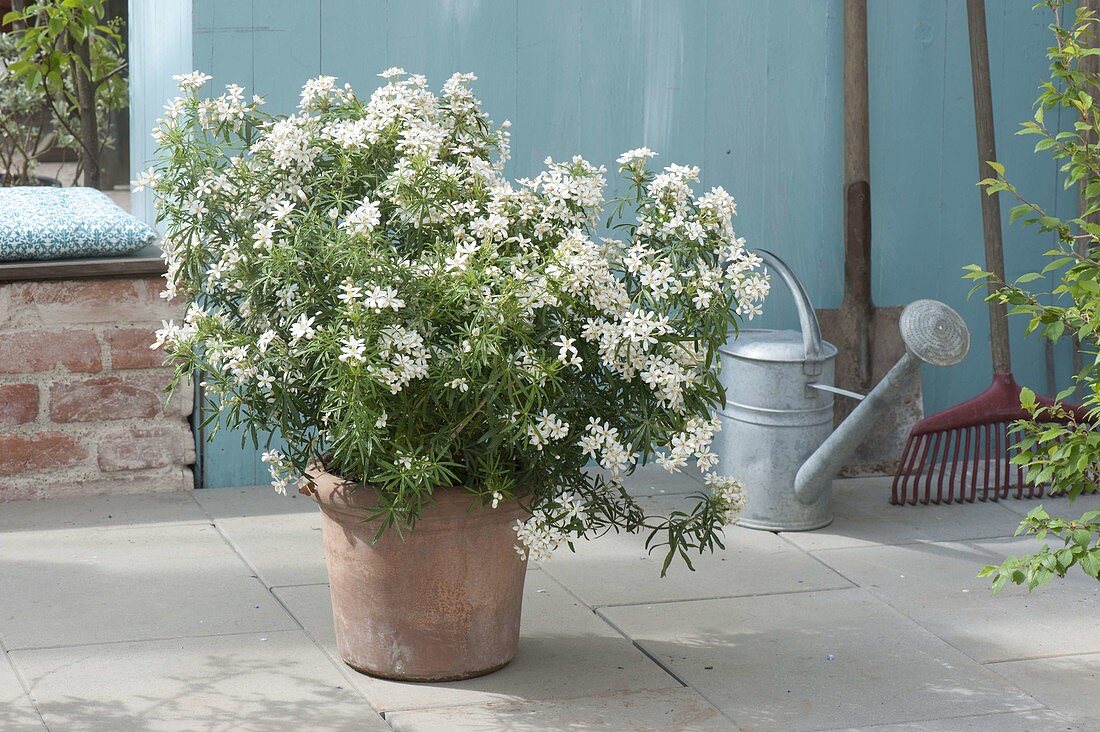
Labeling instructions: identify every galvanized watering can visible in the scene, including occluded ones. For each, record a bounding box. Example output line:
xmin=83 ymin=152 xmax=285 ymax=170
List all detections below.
xmin=713 ymin=250 xmax=970 ymax=531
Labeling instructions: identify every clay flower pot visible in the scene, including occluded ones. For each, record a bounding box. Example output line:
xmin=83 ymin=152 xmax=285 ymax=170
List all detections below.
xmin=305 ymin=466 xmax=529 ymax=682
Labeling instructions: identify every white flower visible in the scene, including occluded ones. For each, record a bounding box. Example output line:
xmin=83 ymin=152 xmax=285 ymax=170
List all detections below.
xmin=338 ymin=335 xmax=367 ymax=363
xmin=270 ymin=199 xmax=296 ymax=221
xmin=172 ymin=71 xmax=213 ymax=92
xmin=375 ymin=412 xmax=388 ymax=429
xmin=513 ymin=492 xmax=585 ymax=562
xmin=379 ymin=67 xmax=406 ymax=79
xmin=578 ymin=419 xmax=635 ymax=477
xmin=342 ymin=197 xmax=381 ymax=237
xmin=256 ymin=371 xmax=275 ymax=390
xmin=257 ymin=330 xmax=277 ymax=353
xmin=705 ymin=474 xmax=746 ymax=524
xmin=289 ymin=313 xmax=317 ymax=343
xmin=151 ymin=319 xmax=196 ymax=352
xmin=299 ymin=75 xmax=338 ymax=110
xmin=445 ymin=240 xmax=477 ymax=273
xmin=527 ymin=410 xmax=569 ymax=450
xmin=261 ymin=449 xmax=295 ymax=494
xmin=364 ymin=286 xmax=404 ymax=312
xmin=553 ymin=335 xmax=581 ymax=368
xmin=448 ymin=377 xmax=469 ymax=392
xmin=337 ymin=278 xmax=363 ymax=305
xmin=616 ymin=147 xmax=656 ymax=168
xmin=131 ymin=167 xmax=160 ymax=193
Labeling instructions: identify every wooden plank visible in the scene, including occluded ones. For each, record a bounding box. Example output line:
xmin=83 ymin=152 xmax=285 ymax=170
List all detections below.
xmin=193 ymin=0 xmax=254 ymax=96
xmin=253 ymin=0 xmax=321 ymax=114
xmin=0 ymin=246 xmax=165 ymax=282
xmin=515 ymin=1 xmax=583 ymax=176
xmin=318 ymin=0 xmax=387 ymax=92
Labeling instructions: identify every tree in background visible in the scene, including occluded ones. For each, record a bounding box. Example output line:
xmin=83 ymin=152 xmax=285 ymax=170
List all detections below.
xmin=3 ymin=0 xmax=126 ymax=188
xmin=972 ymin=1 xmax=1100 ymax=591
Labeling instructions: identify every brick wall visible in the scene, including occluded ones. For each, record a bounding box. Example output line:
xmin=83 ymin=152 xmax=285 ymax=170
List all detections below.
xmin=0 ymin=276 xmax=195 ymax=500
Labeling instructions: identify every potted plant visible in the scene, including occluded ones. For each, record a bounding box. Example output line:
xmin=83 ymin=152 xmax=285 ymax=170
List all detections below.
xmin=142 ymin=69 xmax=769 ymax=681
xmin=3 ymin=0 xmax=127 ymax=189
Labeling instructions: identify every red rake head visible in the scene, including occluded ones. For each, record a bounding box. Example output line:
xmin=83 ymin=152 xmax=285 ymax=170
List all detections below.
xmin=891 ymin=373 xmax=1084 ymax=505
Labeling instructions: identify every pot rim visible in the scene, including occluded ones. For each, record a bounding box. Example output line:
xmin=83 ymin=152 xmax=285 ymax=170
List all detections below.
xmin=304 ymin=462 xmax=529 ymax=527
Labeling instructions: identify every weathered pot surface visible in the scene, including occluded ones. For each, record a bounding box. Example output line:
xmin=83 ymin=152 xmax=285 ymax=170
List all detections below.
xmin=304 ymin=465 xmax=529 ymax=682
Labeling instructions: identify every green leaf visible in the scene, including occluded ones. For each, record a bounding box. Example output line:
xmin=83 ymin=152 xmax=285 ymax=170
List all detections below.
xmin=1020 ymin=386 xmax=1037 ymax=411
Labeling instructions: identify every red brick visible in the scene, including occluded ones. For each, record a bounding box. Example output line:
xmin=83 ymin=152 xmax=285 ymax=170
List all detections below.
xmin=0 ymin=330 xmax=102 ymax=374
xmin=8 ymin=277 xmax=180 ymax=325
xmin=49 ymin=376 xmax=164 ymax=422
xmin=97 ymin=424 xmax=196 ymax=472
xmin=106 ymin=328 xmax=166 ymax=369
xmin=0 ymin=432 xmax=86 ymax=476
xmin=0 ymin=384 xmax=38 ymax=425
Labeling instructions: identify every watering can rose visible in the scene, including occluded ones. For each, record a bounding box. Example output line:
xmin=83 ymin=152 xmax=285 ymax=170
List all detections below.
xmin=141 ymin=69 xmax=768 ymax=571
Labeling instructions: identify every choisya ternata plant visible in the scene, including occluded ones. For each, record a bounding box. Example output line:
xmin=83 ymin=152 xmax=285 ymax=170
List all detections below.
xmin=138 ymin=69 xmax=769 ymax=574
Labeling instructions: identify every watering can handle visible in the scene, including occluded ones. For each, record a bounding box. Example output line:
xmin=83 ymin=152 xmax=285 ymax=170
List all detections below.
xmin=754 ymin=249 xmax=825 ymax=364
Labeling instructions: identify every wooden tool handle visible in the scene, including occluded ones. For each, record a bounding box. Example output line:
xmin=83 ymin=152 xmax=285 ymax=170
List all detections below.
xmin=966 ymin=0 xmax=1012 ymax=374
xmin=844 ymin=0 xmax=873 ymax=385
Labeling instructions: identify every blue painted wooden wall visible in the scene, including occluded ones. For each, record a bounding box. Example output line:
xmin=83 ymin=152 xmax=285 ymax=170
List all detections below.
xmin=131 ymin=0 xmax=1074 ymax=488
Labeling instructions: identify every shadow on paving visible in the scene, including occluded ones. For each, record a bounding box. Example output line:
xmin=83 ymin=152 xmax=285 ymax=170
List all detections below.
xmin=20 ymin=653 xmax=380 ymax=731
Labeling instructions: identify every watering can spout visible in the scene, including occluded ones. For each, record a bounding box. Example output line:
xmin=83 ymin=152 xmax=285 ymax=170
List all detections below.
xmin=794 ymin=299 xmax=970 ymax=506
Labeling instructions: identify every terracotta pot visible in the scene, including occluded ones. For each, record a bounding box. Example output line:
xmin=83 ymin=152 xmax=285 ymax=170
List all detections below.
xmin=306 ymin=466 xmax=529 ymax=682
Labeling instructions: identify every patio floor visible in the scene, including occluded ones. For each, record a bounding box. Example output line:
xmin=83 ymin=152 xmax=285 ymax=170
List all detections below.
xmin=2 ymin=467 xmax=1099 ymax=731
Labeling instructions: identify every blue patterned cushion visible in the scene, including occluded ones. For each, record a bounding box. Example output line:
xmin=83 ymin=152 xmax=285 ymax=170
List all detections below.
xmin=0 ymin=187 xmax=157 ymax=262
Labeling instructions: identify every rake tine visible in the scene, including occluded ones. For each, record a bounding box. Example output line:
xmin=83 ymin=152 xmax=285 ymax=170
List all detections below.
xmin=985 ymin=422 xmax=994 ymax=501
xmin=923 ymin=431 xmax=945 ymax=505
xmin=994 ymin=421 xmax=1005 ymax=500
xmin=900 ymin=434 xmax=926 ymax=505
xmin=972 ymin=424 xmax=981 ymax=499
xmin=1011 ymin=427 xmax=1025 ymax=499
xmin=935 ymin=429 xmax=952 ymax=504
xmin=947 ymin=426 xmax=963 ymax=504
xmin=891 ymin=435 xmax=916 ymax=505
xmin=912 ymin=434 xmax=933 ymax=505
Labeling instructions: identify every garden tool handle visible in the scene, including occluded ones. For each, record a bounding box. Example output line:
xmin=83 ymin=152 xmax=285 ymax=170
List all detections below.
xmin=966 ymin=0 xmax=1012 ymax=374
xmin=755 ymin=249 xmax=825 ymax=367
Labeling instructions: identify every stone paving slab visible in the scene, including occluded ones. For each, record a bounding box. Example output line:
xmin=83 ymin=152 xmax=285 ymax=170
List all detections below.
xmin=601 ymin=588 xmax=1041 ymax=731
xmin=10 ymin=630 xmax=387 ymax=731
xmin=0 ymin=651 xmax=42 ymax=731
xmin=989 ymin=652 xmax=1100 ymax=727
xmin=214 ymin=512 xmax=328 ymax=588
xmin=385 ymin=687 xmax=734 ymax=731
xmin=812 ymin=538 xmax=1100 ymax=663
xmin=542 ymin=518 xmax=851 ymax=607
xmin=273 ymin=571 xmax=680 ymax=713
xmin=0 ymin=523 xmax=297 ymax=650
xmin=779 ymin=478 xmax=1022 ymax=552
xmin=192 ymin=484 xmax=317 ymax=519
xmin=0 ymin=491 xmax=206 ymax=534
xmin=1000 ymin=491 xmax=1100 ymax=519
xmin=831 ymin=708 xmax=1080 ymax=731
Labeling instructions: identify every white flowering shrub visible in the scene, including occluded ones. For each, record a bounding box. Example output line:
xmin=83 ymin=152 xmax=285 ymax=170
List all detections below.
xmin=141 ymin=69 xmax=768 ymax=573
